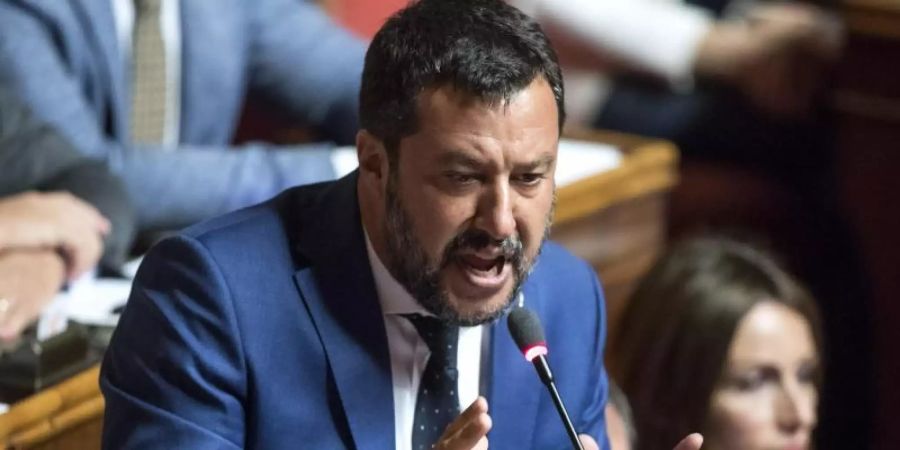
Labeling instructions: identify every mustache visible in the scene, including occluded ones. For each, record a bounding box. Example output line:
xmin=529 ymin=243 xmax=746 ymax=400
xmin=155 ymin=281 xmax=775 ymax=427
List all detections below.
xmin=440 ymin=228 xmax=524 ymax=266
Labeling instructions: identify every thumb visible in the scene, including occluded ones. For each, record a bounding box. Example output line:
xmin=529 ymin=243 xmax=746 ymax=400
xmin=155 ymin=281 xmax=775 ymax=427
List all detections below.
xmin=578 ymin=434 xmax=599 ymax=450
xmin=674 ymin=433 xmax=704 ymax=450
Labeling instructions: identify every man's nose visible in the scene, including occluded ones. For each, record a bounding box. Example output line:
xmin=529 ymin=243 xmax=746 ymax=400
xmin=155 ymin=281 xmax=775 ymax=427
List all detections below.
xmin=474 ymin=181 xmax=516 ymax=240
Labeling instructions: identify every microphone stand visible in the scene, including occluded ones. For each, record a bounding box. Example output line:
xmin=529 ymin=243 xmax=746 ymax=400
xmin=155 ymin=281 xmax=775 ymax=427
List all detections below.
xmin=532 ymin=355 xmax=585 ymax=450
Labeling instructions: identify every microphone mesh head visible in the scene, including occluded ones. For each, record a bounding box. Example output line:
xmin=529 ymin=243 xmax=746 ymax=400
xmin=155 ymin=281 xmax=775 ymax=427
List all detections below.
xmin=507 ymin=307 xmax=546 ymax=352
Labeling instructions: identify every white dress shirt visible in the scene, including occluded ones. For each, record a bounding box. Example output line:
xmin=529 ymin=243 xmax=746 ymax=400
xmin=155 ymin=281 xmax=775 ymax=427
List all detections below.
xmin=111 ymin=0 xmax=182 ymax=147
xmin=364 ymin=233 xmax=484 ymax=450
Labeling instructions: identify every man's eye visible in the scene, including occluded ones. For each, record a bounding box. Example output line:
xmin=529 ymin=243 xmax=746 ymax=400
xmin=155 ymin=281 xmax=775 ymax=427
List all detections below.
xmin=515 ymin=173 xmax=545 ymax=186
xmin=446 ymin=172 xmax=478 ymax=184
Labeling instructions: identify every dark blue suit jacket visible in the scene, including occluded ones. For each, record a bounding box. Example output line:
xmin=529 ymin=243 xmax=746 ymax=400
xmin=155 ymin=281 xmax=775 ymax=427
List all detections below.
xmin=101 ymin=173 xmax=611 ymax=449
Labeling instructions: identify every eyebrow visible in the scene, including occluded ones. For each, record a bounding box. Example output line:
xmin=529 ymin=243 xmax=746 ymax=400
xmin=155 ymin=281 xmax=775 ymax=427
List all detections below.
xmin=517 ymin=154 xmax=556 ymax=172
xmin=436 ymin=151 xmax=556 ymax=171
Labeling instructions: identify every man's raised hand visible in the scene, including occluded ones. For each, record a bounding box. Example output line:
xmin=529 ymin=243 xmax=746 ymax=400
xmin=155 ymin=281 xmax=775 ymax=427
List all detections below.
xmin=433 ymin=397 xmax=492 ymax=450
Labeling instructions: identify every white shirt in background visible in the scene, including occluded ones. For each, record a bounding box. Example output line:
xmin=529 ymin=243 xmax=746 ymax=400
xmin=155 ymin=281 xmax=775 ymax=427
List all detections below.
xmin=509 ymin=0 xmax=715 ymax=124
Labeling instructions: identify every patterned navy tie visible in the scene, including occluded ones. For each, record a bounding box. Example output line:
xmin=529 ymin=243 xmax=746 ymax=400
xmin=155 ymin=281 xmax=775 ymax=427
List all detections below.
xmin=405 ymin=314 xmax=460 ymax=450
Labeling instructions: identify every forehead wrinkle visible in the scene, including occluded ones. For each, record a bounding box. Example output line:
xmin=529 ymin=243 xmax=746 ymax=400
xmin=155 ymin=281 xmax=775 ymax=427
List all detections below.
xmin=417 ymin=82 xmax=556 ymax=139
xmin=436 ymin=149 xmax=484 ymax=168
xmin=413 ymin=79 xmax=559 ymax=172
xmin=433 ymin=137 xmax=556 ymax=174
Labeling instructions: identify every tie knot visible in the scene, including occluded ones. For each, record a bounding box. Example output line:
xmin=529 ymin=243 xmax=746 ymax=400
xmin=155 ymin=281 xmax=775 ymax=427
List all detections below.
xmin=404 ymin=314 xmax=458 ymax=357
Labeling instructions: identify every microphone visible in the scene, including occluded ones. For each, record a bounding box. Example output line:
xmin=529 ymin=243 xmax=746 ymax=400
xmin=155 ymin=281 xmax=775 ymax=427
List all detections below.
xmin=508 ymin=308 xmax=585 ymax=450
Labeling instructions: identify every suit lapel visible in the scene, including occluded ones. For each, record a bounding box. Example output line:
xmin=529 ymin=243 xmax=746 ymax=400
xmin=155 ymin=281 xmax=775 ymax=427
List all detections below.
xmin=291 ymin=173 xmax=395 ymax=450
xmin=71 ymin=0 xmax=128 ymax=140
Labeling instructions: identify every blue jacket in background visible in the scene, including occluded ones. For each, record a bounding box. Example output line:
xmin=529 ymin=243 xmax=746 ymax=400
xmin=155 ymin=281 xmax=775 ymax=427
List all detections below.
xmin=0 ymin=0 xmax=366 ymax=229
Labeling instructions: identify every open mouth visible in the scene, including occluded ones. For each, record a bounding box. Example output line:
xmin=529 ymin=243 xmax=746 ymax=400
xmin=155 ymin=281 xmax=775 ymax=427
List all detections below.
xmin=453 ymin=253 xmax=511 ymax=290
xmin=458 ymin=254 xmax=506 ymax=276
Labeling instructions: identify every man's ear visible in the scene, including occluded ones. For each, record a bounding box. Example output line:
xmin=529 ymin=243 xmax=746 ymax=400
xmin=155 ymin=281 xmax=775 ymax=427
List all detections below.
xmin=356 ymin=130 xmax=390 ymax=189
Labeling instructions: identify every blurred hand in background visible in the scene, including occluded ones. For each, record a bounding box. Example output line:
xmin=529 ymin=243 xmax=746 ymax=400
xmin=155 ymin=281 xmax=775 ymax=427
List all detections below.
xmin=0 ymin=191 xmax=108 ymax=341
xmin=695 ymin=2 xmax=843 ymax=117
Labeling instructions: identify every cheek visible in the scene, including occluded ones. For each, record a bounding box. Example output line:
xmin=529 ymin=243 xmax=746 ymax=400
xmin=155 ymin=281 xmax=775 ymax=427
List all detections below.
xmin=707 ymin=392 xmax=775 ymax=450
xmin=517 ymin=195 xmax=553 ymax=252
xmin=802 ymin=387 xmax=819 ymax=424
xmin=407 ymin=188 xmax=477 ymax=257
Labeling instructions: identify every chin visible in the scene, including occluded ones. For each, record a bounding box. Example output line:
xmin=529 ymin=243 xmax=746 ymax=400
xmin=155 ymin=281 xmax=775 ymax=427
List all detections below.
xmin=442 ymin=280 xmax=518 ymax=326
xmin=451 ymin=294 xmax=513 ymax=325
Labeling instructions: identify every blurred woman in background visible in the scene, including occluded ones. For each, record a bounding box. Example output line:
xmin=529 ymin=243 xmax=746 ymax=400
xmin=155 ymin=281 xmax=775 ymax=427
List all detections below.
xmin=611 ymin=237 xmax=822 ymax=450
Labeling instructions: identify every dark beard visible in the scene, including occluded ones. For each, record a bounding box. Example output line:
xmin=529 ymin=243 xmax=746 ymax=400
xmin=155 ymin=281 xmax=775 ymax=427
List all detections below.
xmin=382 ymin=174 xmax=551 ymax=326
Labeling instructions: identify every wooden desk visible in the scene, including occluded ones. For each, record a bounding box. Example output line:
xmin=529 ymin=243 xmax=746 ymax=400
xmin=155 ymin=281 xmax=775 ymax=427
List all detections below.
xmin=0 ymin=130 xmax=677 ymax=449
xmin=553 ymin=128 xmax=679 ymax=339
xmin=0 ymin=367 xmax=103 ymax=449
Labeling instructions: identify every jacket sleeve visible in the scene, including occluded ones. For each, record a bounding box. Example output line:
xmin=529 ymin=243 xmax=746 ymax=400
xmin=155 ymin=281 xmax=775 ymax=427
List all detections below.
xmin=0 ymin=88 xmax=136 ymax=269
xmin=246 ymin=0 xmax=366 ymax=146
xmin=101 ymin=235 xmax=247 ymax=449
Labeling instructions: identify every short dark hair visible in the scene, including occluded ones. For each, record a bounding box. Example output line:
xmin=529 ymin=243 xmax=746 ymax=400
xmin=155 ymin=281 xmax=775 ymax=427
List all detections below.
xmin=359 ymin=0 xmax=565 ymax=153
xmin=610 ymin=236 xmax=823 ymax=450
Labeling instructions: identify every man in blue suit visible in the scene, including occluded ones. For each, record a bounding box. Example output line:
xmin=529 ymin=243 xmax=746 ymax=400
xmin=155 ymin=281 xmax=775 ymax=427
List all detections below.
xmin=0 ymin=0 xmax=364 ymax=231
xmin=101 ymin=1 xmax=703 ymax=449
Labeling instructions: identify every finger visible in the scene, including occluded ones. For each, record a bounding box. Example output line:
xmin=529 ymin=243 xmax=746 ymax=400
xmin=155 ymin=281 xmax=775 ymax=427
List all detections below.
xmin=55 ymin=211 xmax=105 ymax=277
xmin=443 ymin=396 xmax=489 ymax=436
xmin=48 ymin=192 xmax=109 ymax=235
xmin=0 ymin=300 xmax=32 ymax=342
xmin=95 ymin=215 xmax=112 ymax=235
xmin=578 ymin=434 xmax=599 ymax=450
xmin=66 ymin=200 xmax=110 ymax=235
xmin=673 ymin=433 xmax=704 ymax=450
xmin=441 ymin=411 xmax=491 ymax=450
xmin=60 ymin=232 xmax=103 ymax=280
xmin=0 ymin=220 xmax=58 ymax=251
xmin=0 ymin=253 xmax=67 ymax=340
xmin=3 ymin=277 xmax=64 ymax=337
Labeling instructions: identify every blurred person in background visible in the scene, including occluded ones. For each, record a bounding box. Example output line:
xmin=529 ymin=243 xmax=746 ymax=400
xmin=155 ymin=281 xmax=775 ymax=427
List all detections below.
xmin=0 ymin=0 xmax=365 ymax=232
xmin=0 ymin=88 xmax=134 ymax=341
xmin=510 ymin=0 xmax=842 ymax=149
xmin=611 ymin=237 xmax=822 ymax=450
xmin=99 ymin=1 xmax=708 ymax=448
xmin=508 ymin=2 xmax=871 ymax=448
